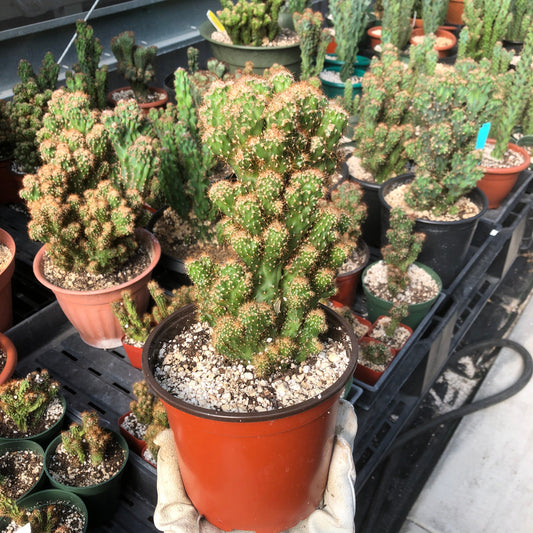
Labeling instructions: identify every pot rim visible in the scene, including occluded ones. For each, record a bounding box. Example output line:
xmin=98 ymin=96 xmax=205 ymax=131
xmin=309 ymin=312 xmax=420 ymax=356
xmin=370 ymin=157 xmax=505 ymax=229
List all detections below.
xmin=33 ymin=228 xmax=161 ymax=297
xmin=379 ymin=173 xmax=489 ymax=227
xmin=199 ymin=20 xmax=300 ymax=51
xmin=410 ymin=27 xmax=457 ymax=51
xmin=336 ymin=239 xmax=370 ymax=278
xmin=142 ymin=303 xmax=358 ymax=423
xmin=0 ymin=333 xmax=17 ymax=384
xmin=481 ymin=139 xmax=531 ymax=175
xmin=106 ymin=86 xmax=168 ymax=108
xmin=319 ymin=66 xmax=366 ymax=88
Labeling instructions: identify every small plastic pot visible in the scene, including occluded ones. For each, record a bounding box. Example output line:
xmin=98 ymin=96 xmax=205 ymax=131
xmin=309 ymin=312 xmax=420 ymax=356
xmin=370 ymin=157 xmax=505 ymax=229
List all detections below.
xmin=367 ymin=316 xmax=413 ymax=352
xmin=319 ymin=66 xmax=365 ymax=100
xmin=106 ymin=86 xmax=168 ymax=114
xmin=410 ymin=28 xmax=457 ymax=57
xmin=121 ymin=336 xmax=144 ymax=369
xmin=0 ymin=332 xmax=17 ymax=385
xmin=118 ymin=411 xmax=146 ymax=455
xmin=354 ymin=338 xmax=395 ymax=386
xmin=332 ymin=240 xmax=370 ymax=308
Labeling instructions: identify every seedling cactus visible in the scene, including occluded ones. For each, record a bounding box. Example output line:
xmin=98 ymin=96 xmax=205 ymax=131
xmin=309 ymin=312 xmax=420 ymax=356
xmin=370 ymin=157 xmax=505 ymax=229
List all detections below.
xmin=360 ymin=340 xmax=393 ymax=366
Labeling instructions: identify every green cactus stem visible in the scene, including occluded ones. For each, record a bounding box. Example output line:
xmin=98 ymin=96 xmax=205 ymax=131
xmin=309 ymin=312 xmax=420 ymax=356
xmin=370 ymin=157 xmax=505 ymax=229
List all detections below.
xmin=111 ymin=31 xmax=157 ymax=102
xmin=360 ymin=340 xmax=393 ymax=366
xmin=65 ymin=20 xmax=108 ymax=110
xmin=506 ymin=0 xmax=533 ymax=42
xmin=381 ymin=0 xmax=417 ymax=51
xmin=421 ymin=0 xmax=449 ymax=35
xmin=384 ymin=302 xmax=409 ymax=338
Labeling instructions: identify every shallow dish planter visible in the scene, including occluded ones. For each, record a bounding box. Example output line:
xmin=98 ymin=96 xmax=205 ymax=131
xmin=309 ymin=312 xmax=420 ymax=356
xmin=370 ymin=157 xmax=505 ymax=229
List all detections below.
xmin=199 ymin=21 xmax=301 ymax=75
xmin=32 ymin=228 xmax=161 ymax=349
xmin=0 ymin=333 xmax=17 ymax=385
xmin=106 ymin=86 xmax=168 ymax=113
xmin=410 ymin=28 xmax=457 ymax=57
xmin=478 ymin=140 xmax=531 ymax=209
xmin=0 ymin=227 xmax=16 ymax=332
xmin=142 ymin=303 xmax=357 ymax=533
xmin=0 ymin=439 xmax=46 ymax=500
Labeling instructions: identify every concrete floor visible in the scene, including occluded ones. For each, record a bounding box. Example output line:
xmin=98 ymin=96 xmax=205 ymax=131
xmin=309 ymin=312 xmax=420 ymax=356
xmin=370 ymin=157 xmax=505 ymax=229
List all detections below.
xmin=400 ymin=291 xmax=533 ymax=533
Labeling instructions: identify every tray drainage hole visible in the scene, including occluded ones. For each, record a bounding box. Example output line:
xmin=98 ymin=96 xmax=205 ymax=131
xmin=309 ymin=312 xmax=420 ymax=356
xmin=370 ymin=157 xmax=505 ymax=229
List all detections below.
xmin=88 ymin=367 xmax=102 ymax=377
xmin=62 ymin=384 xmax=76 ymax=395
xmin=87 ymin=402 xmax=106 ymax=415
xmin=61 ymin=350 xmax=78 ymax=361
xmin=113 ymin=382 xmax=130 ymax=394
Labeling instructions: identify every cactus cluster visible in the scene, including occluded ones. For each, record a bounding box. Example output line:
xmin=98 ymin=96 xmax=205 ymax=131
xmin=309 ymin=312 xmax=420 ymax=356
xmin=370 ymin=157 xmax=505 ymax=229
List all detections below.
xmin=111 ymin=31 xmax=157 ymax=102
xmin=0 ymin=370 xmax=60 ymax=434
xmin=293 ymin=9 xmax=332 ymax=80
xmin=65 ymin=20 xmax=109 ymax=110
xmin=8 ymin=52 xmax=59 ymax=173
xmin=329 ymin=0 xmax=373 ymax=81
xmin=112 ymin=281 xmax=194 ymax=344
xmin=457 ymin=0 xmax=512 ymax=61
xmin=217 ymin=0 xmax=285 ymax=46
xmin=506 ymin=0 xmax=533 ymax=42
xmin=420 ymin=0 xmax=449 ymax=34
xmin=191 ymin=67 xmax=357 ymax=374
xmin=20 ymin=89 xmax=144 ymax=274
xmin=0 ymin=99 xmax=14 ymax=159
xmin=351 ymin=41 xmax=436 ymax=183
xmin=61 ymin=411 xmax=112 ymax=466
xmin=381 ymin=0 xmax=417 ymax=51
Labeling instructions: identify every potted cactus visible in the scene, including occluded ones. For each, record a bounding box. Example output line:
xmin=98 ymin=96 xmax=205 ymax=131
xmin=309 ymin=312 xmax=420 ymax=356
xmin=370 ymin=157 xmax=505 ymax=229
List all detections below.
xmin=142 ymin=68 xmax=358 ymax=532
xmin=375 ymin=0 xmax=417 ymax=51
xmin=21 ymin=89 xmax=161 ymax=349
xmin=354 ymin=338 xmax=396 ymax=385
xmin=109 ymin=30 xmax=168 ymax=111
xmin=0 ymin=370 xmax=66 ymax=447
xmin=362 ymin=208 xmax=441 ymax=329
xmin=199 ymin=0 xmax=301 ymax=74
xmin=44 ymin=411 xmax=128 ymax=525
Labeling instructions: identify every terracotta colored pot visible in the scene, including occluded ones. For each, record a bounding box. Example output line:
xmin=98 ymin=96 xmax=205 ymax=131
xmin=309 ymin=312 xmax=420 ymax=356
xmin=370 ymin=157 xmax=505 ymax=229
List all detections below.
xmin=142 ymin=304 xmax=358 ymax=533
xmin=106 ymin=87 xmax=168 ymax=114
xmin=118 ymin=411 xmax=146 ymax=456
xmin=0 ymin=160 xmax=24 ymax=205
xmin=0 ymin=228 xmax=16 ymax=332
xmin=367 ymin=26 xmax=382 ymax=50
xmin=354 ymin=338 xmax=395 ymax=386
xmin=121 ymin=336 xmax=144 ymax=369
xmin=410 ymin=28 xmax=457 ymax=57
xmin=446 ymin=0 xmax=465 ymax=25
xmin=33 ymin=229 xmax=161 ymax=349
xmin=478 ymin=140 xmax=531 ymax=209
xmin=0 ymin=332 xmax=17 ymax=385
xmin=332 ymin=240 xmax=370 ymax=308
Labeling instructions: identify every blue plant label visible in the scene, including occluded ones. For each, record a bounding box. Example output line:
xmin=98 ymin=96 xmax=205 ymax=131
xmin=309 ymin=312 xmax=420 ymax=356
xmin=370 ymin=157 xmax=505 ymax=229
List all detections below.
xmin=475 ymin=122 xmax=491 ymax=150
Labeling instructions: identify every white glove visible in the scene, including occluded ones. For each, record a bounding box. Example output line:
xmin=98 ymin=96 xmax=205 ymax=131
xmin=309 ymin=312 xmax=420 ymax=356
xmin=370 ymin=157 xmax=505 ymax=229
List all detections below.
xmin=153 ymin=399 xmax=357 ymax=533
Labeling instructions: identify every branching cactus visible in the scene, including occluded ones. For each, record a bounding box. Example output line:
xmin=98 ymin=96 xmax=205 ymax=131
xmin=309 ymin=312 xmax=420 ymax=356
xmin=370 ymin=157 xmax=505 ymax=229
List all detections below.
xmin=149 ymin=68 xmax=215 ymax=242
xmin=0 ymin=99 xmax=14 ymax=159
xmin=457 ymin=0 xmax=512 ymax=61
xmin=192 ymin=68 xmax=351 ymax=374
xmin=20 ymin=89 xmax=143 ymax=274
xmin=293 ymin=9 xmax=332 ymax=80
xmin=381 ymin=208 xmax=425 ymax=299
xmin=130 ymin=381 xmax=156 ymax=425
xmin=9 ymin=52 xmax=59 ymax=172
xmin=421 ymin=0 xmax=449 ymax=34
xmin=360 ymin=340 xmax=393 ymax=366
xmin=217 ymin=0 xmax=284 ymax=46
xmin=144 ymin=401 xmax=169 ymax=461
xmin=0 ymin=370 xmax=60 ymax=434
xmin=102 ymin=99 xmax=160 ymax=199
xmin=406 ymin=58 xmax=502 ymax=215
xmin=329 ymin=0 xmax=372 ymax=81
xmin=506 ymin=0 xmax=533 ymax=42
xmin=111 ymin=31 xmax=157 ymax=102
xmin=65 ymin=20 xmax=108 ymax=110
xmin=61 ymin=411 xmax=112 ymax=466
xmin=351 ymin=41 xmax=436 ymax=183
xmin=330 ymin=180 xmax=367 ymax=243
xmin=381 ymin=0 xmax=417 ymax=51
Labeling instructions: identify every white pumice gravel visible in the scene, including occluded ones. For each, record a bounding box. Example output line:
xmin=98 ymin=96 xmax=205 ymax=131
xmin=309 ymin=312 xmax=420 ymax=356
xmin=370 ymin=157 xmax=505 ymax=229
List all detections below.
xmin=153 ymin=321 xmax=350 ymax=413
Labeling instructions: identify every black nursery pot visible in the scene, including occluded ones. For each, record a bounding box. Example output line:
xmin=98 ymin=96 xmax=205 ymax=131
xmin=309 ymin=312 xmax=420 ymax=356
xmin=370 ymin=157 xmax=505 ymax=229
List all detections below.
xmin=379 ymin=174 xmax=489 ymax=288
xmin=350 ymin=175 xmax=382 ymax=249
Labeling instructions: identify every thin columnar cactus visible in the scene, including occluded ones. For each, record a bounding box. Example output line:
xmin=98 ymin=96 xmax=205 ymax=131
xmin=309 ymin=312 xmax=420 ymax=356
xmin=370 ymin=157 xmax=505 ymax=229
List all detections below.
xmin=329 ymin=0 xmax=373 ymax=81
xmin=457 ymin=0 xmax=512 ymax=61
xmin=20 ymin=89 xmax=143 ymax=274
xmin=381 ymin=0 xmax=417 ymax=51
xmin=506 ymin=0 xmax=533 ymax=42
xmin=111 ymin=31 xmax=157 ymax=102
xmin=217 ymin=0 xmax=285 ymax=46
xmin=293 ymin=9 xmax=332 ymax=80
xmin=421 ymin=0 xmax=449 ymax=34
xmin=193 ymin=68 xmax=352 ymax=374
xmin=65 ymin=20 xmax=109 ymax=110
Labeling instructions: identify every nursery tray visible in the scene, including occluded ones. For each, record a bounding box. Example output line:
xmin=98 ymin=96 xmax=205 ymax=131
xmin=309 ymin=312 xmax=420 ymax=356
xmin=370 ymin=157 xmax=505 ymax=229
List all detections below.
xmin=6 ymin=302 xmax=159 ymax=533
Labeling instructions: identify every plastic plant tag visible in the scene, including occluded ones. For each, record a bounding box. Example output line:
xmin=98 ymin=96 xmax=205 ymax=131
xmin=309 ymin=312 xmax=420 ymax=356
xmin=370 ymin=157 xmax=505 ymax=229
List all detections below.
xmin=475 ymin=122 xmax=491 ymax=150
xmin=15 ymin=525 xmax=31 ymax=533
xmin=207 ymin=10 xmax=226 ymax=33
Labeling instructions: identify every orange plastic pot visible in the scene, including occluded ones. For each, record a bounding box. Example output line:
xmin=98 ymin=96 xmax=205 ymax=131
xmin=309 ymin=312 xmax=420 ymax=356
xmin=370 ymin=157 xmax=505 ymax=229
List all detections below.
xmin=118 ymin=411 xmax=145 ymax=455
xmin=367 ymin=26 xmax=382 ymax=50
xmin=479 ymin=140 xmax=531 ymax=209
xmin=0 ymin=228 xmax=16 ymax=332
xmin=0 ymin=332 xmax=17 ymax=385
xmin=410 ymin=28 xmax=457 ymax=57
xmin=142 ymin=304 xmax=358 ymax=533
xmin=332 ymin=239 xmax=369 ymax=308
xmin=121 ymin=336 xmax=144 ymax=369
xmin=33 ymin=229 xmax=161 ymax=349
xmin=446 ymin=0 xmax=464 ymax=25
xmin=106 ymin=87 xmax=168 ymax=114
xmin=354 ymin=338 xmax=395 ymax=386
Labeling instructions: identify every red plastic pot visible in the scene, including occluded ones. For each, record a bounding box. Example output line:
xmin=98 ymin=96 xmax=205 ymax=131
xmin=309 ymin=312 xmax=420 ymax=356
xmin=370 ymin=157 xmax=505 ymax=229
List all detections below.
xmin=367 ymin=26 xmax=382 ymax=50
xmin=0 ymin=332 xmax=17 ymax=385
xmin=118 ymin=411 xmax=146 ymax=455
xmin=33 ymin=229 xmax=161 ymax=349
xmin=478 ymin=140 xmax=531 ymax=209
xmin=0 ymin=228 xmax=16 ymax=332
xmin=332 ymin=240 xmax=370 ymax=308
xmin=142 ymin=304 xmax=358 ymax=533
xmin=121 ymin=336 xmax=144 ymax=369
xmin=410 ymin=28 xmax=457 ymax=58
xmin=354 ymin=338 xmax=395 ymax=386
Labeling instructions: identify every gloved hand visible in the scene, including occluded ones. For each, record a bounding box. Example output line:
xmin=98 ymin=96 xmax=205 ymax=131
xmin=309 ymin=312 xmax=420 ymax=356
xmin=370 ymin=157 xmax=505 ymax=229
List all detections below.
xmin=153 ymin=399 xmax=357 ymax=533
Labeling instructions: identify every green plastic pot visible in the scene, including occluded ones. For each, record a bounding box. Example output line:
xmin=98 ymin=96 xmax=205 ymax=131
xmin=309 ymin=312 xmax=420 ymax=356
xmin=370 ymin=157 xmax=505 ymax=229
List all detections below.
xmin=324 ymin=54 xmax=371 ymax=70
xmin=0 ymin=489 xmax=88 ymax=532
xmin=44 ymin=430 xmax=129 ymax=526
xmin=319 ymin=66 xmax=365 ymax=99
xmin=199 ymin=21 xmax=301 ymax=75
xmin=0 ymin=395 xmax=67 ymax=448
xmin=516 ymin=135 xmax=533 ymax=168
xmin=362 ymin=261 xmax=442 ymax=329
xmin=0 ymin=439 xmax=46 ymax=500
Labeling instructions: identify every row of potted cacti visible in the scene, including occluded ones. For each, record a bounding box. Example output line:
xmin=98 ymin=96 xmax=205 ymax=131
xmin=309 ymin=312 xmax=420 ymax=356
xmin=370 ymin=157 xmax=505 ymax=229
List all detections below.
xmin=1 ymin=0 xmax=533 ymax=531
